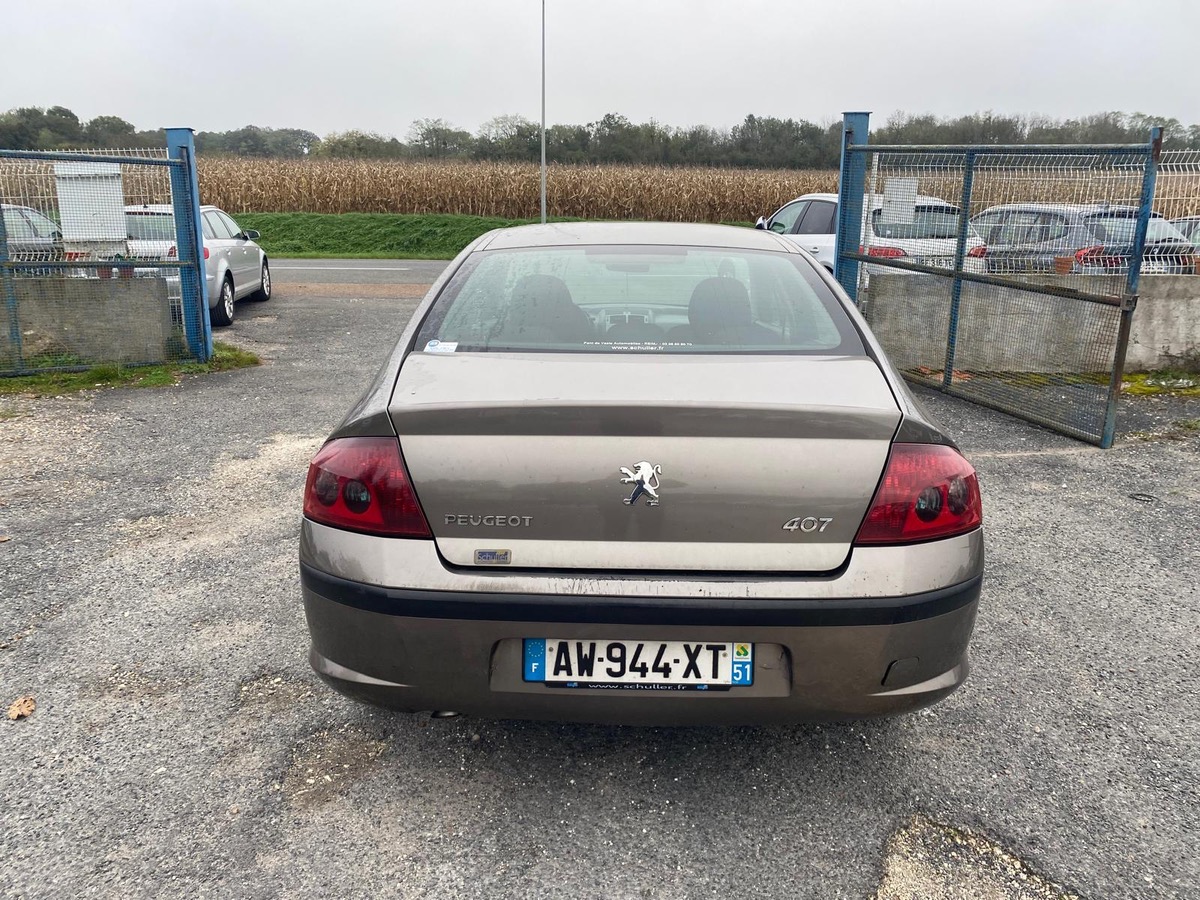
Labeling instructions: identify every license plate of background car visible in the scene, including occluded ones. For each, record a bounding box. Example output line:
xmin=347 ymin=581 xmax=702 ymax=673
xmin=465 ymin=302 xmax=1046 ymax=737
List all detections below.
xmin=917 ymin=256 xmax=955 ymax=269
xmin=523 ymin=639 xmax=753 ymax=690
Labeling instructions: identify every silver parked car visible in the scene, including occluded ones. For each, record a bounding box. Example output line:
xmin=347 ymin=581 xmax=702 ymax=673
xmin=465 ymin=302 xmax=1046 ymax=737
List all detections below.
xmin=125 ymin=204 xmax=271 ymax=326
xmin=3 ymin=203 xmax=63 ymax=265
xmin=299 ymin=222 xmax=984 ymax=725
xmin=971 ymin=203 xmax=1195 ymax=275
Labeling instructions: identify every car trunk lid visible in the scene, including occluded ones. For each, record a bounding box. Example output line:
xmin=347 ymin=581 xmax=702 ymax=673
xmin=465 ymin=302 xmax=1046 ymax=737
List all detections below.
xmin=390 ymin=353 xmax=900 ymax=573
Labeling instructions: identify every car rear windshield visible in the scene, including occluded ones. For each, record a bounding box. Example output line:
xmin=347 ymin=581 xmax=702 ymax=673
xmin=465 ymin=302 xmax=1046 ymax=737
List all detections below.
xmin=126 ymin=212 xmax=175 ymax=241
xmin=1085 ymin=215 xmax=1189 ymax=245
xmin=870 ymin=205 xmax=962 ymax=240
xmin=415 ymin=245 xmax=864 ymax=354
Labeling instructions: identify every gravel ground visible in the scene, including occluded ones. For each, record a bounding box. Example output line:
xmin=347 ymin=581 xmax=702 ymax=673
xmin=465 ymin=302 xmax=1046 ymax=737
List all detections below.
xmin=0 ymin=276 xmax=1196 ymax=899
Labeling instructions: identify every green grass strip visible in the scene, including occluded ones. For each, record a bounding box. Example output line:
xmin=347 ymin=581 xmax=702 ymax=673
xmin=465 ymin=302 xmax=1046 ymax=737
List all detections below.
xmin=236 ymin=212 xmax=752 ymax=260
xmin=236 ymin=212 xmax=578 ymax=260
xmin=0 ymin=341 xmax=260 ymax=398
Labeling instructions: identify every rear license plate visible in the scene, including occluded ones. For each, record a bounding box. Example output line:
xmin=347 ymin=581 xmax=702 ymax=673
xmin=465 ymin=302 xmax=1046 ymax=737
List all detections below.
xmin=523 ymin=639 xmax=753 ymax=690
xmin=918 ymin=256 xmax=955 ymax=269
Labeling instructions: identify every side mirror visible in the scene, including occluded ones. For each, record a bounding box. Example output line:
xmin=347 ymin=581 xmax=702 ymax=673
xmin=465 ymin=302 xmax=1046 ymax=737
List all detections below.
xmin=242 ymin=229 xmax=261 ymax=241
xmin=754 ymin=216 xmax=767 ymax=230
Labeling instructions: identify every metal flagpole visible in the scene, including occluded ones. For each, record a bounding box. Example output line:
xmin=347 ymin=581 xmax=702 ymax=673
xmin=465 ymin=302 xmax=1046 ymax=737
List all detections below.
xmin=540 ymin=0 xmax=547 ymax=223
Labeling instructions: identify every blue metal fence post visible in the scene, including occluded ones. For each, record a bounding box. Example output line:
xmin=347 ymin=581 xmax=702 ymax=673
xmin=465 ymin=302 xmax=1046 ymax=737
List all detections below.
xmin=943 ymin=150 xmax=976 ymax=387
xmin=166 ymin=128 xmax=211 ymax=361
xmin=1100 ymin=126 xmax=1161 ymax=448
xmin=835 ymin=111 xmax=870 ymax=301
xmin=0 ymin=207 xmax=23 ymax=370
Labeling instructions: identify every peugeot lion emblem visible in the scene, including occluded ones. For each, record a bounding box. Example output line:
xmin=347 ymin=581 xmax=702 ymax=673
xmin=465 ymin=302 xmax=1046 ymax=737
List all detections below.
xmin=619 ymin=460 xmax=662 ymax=506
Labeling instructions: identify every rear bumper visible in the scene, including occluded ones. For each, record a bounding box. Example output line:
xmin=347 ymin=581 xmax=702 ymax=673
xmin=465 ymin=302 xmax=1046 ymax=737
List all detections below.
xmin=300 ymin=562 xmax=981 ymax=725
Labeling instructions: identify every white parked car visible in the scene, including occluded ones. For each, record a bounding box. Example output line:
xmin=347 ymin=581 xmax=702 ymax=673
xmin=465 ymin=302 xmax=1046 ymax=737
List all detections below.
xmin=125 ymin=204 xmax=271 ymax=326
xmin=756 ymin=192 xmax=986 ymax=275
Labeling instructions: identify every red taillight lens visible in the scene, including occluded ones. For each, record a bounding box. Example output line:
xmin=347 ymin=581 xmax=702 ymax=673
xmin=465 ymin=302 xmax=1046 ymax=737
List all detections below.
xmin=168 ymin=245 xmax=177 ymax=259
xmin=303 ymin=437 xmax=431 ymax=538
xmin=967 ymin=245 xmax=987 ymax=258
xmin=863 ymin=245 xmax=907 ymax=258
xmin=854 ymin=443 xmax=982 ymax=545
xmin=203 ymin=246 xmax=210 ymax=260
xmin=1074 ymin=246 xmax=1123 ymax=268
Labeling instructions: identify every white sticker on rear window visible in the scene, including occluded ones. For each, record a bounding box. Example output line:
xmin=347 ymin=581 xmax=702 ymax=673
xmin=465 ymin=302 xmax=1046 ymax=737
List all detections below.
xmin=424 ymin=340 xmax=458 ymax=353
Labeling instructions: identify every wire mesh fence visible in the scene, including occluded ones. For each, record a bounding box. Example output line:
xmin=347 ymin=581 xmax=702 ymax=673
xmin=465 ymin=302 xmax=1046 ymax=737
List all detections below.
xmin=838 ymin=139 xmax=1162 ymax=446
xmin=0 ymin=144 xmax=208 ymax=376
xmin=1156 ymin=149 xmax=1200 ymax=250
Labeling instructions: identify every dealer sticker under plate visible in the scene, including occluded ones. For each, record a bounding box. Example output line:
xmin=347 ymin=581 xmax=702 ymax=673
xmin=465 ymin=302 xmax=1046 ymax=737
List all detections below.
xmin=523 ymin=639 xmax=753 ymax=690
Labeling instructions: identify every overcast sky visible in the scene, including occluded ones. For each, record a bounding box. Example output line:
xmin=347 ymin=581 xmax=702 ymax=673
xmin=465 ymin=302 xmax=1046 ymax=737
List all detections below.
xmin=10 ymin=0 xmax=1197 ymax=136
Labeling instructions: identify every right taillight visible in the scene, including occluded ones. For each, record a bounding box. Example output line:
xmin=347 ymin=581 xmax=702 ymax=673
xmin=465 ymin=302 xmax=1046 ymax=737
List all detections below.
xmin=303 ymin=436 xmax=431 ymax=538
xmin=1074 ymin=246 xmax=1123 ymax=268
xmin=854 ymin=443 xmax=982 ymax=545
xmin=862 ymin=245 xmax=907 ymax=258
xmin=203 ymin=246 xmax=210 ymax=260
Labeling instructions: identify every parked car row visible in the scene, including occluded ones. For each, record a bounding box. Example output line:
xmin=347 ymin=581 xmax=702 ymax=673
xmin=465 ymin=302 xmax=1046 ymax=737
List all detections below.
xmin=973 ymin=204 xmax=1195 ymax=275
xmin=1 ymin=202 xmax=269 ymax=327
xmin=755 ymin=193 xmax=987 ymax=275
xmin=756 ymin=195 xmax=1198 ymax=277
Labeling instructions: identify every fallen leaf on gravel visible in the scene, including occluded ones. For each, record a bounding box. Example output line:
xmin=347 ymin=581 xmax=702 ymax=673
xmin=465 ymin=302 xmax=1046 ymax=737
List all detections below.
xmin=7 ymin=696 xmax=35 ymax=720
xmin=0 ymin=532 xmax=10 ymax=543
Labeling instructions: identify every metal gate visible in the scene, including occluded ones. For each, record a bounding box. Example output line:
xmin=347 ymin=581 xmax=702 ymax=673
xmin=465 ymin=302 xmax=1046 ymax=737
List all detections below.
xmin=834 ymin=112 xmax=1163 ymax=448
xmin=0 ymin=129 xmax=211 ymax=376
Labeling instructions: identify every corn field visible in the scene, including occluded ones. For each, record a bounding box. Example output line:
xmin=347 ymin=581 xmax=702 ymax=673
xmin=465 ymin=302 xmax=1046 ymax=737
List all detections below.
xmin=2 ymin=153 xmax=1197 ymax=223
xmin=195 ymin=156 xmax=1200 ymax=221
xmin=196 ymin=158 xmax=839 ymax=221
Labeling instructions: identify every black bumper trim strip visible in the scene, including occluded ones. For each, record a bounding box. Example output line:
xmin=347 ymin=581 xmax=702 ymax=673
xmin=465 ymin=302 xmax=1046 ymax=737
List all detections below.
xmin=300 ymin=563 xmax=981 ymax=627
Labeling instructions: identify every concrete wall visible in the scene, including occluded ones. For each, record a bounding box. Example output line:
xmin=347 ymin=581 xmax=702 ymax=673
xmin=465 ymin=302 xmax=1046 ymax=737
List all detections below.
xmin=861 ymin=274 xmax=1199 ymax=374
xmin=1 ymin=276 xmax=174 ymax=368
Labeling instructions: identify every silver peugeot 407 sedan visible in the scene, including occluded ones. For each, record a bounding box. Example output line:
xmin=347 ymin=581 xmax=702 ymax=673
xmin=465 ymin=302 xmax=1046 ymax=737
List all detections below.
xmin=299 ymin=222 xmax=984 ymax=725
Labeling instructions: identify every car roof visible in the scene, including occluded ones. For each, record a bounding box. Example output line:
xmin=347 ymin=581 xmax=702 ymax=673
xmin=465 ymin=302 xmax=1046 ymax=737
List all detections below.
xmin=124 ymin=204 xmax=175 ymax=214
xmin=974 ymin=202 xmax=1141 ymax=216
xmin=787 ymin=192 xmax=959 ymax=209
xmin=122 ymin=204 xmax=225 ymax=214
xmin=477 ymin=221 xmax=800 ymax=252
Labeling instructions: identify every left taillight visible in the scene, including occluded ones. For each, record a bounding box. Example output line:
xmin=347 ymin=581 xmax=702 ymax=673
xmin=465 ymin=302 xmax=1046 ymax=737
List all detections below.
xmin=303 ymin=437 xmax=431 ymax=538
xmin=854 ymin=443 xmax=982 ymax=545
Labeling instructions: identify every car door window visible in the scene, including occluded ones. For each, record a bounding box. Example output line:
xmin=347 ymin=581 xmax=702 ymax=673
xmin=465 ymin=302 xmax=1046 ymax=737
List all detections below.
xmin=1040 ymin=213 xmax=1068 ymax=243
xmin=216 ymin=212 xmax=244 ymax=239
xmin=205 ymin=211 xmax=234 ymax=239
xmin=767 ymin=201 xmax=808 ymax=235
xmin=794 ymin=200 xmax=835 ymax=235
xmin=1004 ymin=211 xmax=1049 ymax=245
xmin=200 ymin=215 xmax=217 ymax=240
xmin=3 ymin=209 xmax=37 ymax=241
xmin=23 ymin=209 xmax=59 ymax=239
xmin=971 ymin=210 xmax=1007 ymax=244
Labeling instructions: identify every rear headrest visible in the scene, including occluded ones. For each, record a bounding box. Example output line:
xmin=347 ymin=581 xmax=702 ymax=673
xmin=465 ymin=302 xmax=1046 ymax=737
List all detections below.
xmin=689 ymin=277 xmax=751 ymax=328
xmin=511 ymin=274 xmax=574 ymax=307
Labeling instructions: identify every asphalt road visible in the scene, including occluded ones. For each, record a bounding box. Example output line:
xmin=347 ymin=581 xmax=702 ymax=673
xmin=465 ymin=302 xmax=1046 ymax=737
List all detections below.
xmin=269 ymin=258 xmax=449 ymax=285
xmin=0 ymin=265 xmax=1196 ymax=899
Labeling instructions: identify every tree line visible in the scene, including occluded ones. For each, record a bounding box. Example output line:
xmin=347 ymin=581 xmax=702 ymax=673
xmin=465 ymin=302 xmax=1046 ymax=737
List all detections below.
xmin=3 ymin=105 xmax=1197 ymax=169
